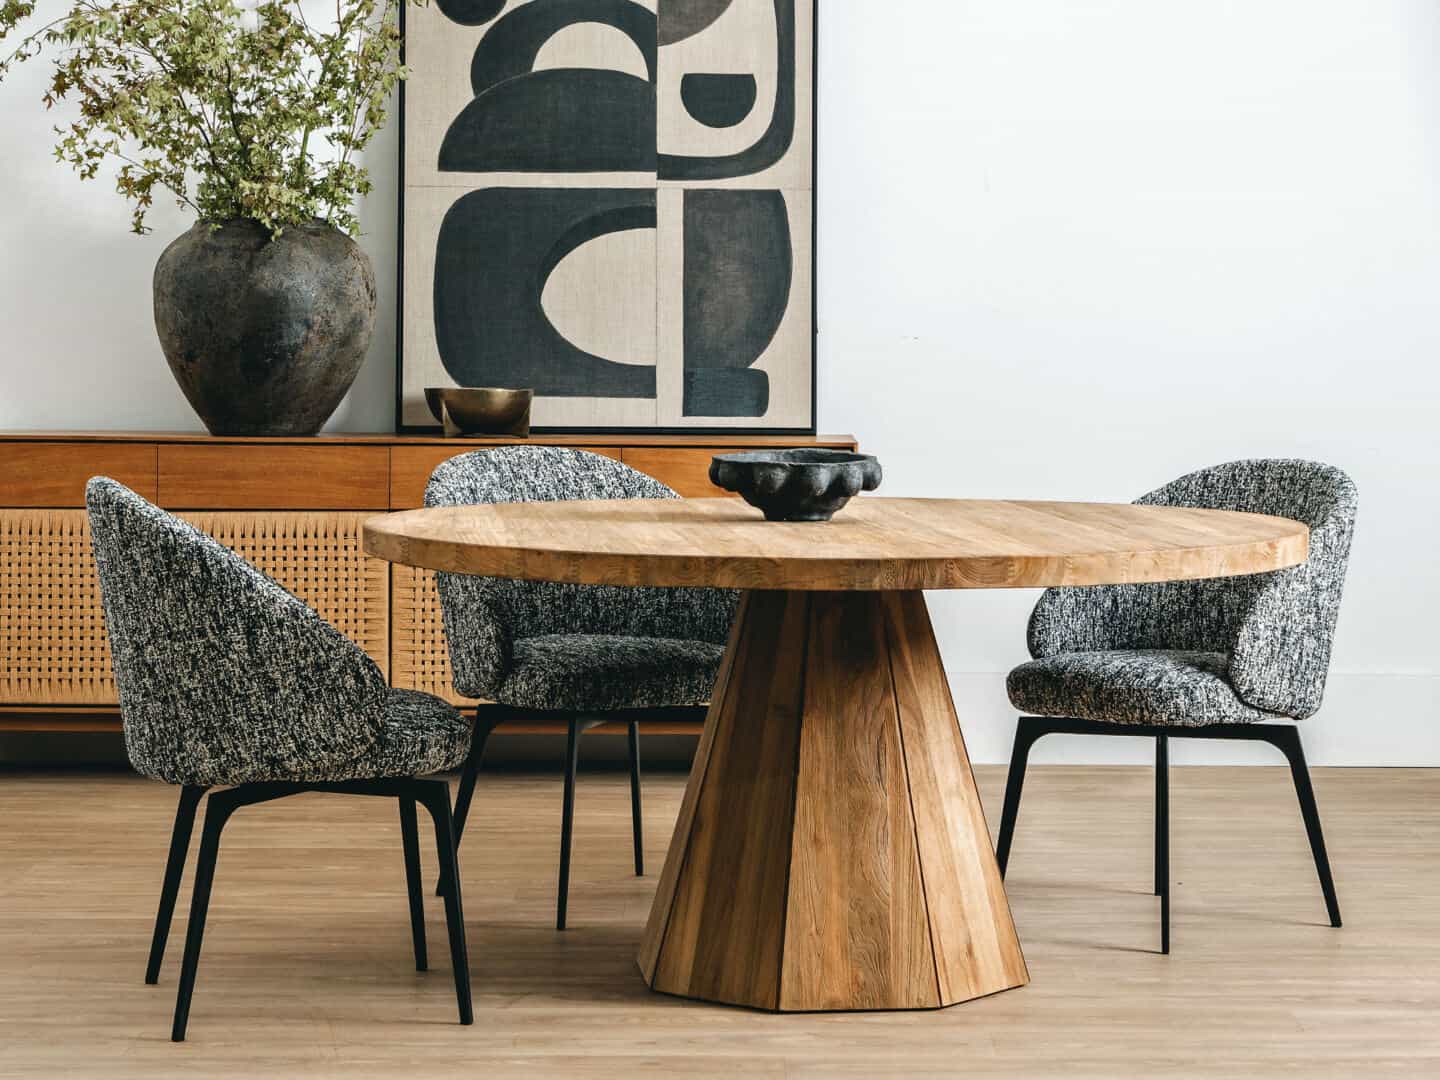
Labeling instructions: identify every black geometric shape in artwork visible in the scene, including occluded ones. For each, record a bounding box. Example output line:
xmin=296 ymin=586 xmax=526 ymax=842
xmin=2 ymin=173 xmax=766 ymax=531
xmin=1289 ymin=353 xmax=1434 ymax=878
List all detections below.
xmin=658 ymin=0 xmax=735 ymax=46
xmin=434 ymin=0 xmax=505 ymax=26
xmin=440 ymin=70 xmax=656 ymax=173
xmin=470 ymin=0 xmax=657 ymax=94
xmin=434 ymin=188 xmax=658 ymax=399
xmin=439 ymin=0 xmax=658 ymax=173
xmin=681 ymin=73 xmax=757 ymax=128
xmin=682 ymin=189 xmax=791 ymax=417
xmin=659 ymin=0 xmax=795 ymax=181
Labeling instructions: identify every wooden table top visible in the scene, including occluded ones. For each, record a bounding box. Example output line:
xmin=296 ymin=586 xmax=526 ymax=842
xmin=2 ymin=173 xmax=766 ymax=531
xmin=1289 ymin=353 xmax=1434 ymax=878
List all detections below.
xmin=362 ymin=496 xmax=1309 ymax=592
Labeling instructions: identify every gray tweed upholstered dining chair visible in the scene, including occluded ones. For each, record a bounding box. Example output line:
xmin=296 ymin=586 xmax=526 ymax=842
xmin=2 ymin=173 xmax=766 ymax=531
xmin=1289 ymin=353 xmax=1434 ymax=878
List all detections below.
xmin=426 ymin=447 xmax=738 ymax=929
xmin=996 ymin=459 xmax=1357 ymax=953
xmin=86 ymin=478 xmax=474 ymax=1041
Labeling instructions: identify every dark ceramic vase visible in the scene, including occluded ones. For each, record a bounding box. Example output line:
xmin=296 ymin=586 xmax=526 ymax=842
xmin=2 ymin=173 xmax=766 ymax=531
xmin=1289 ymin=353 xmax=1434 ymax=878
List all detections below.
xmin=153 ymin=219 xmax=376 ymax=436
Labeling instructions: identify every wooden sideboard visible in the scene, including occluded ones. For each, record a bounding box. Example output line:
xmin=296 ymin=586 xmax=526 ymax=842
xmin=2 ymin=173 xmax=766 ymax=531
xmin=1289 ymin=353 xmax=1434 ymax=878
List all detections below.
xmin=0 ymin=432 xmax=857 ymax=736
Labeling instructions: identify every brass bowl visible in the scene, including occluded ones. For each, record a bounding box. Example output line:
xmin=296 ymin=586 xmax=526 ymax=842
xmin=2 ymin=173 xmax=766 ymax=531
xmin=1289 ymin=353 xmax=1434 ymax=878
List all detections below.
xmin=425 ymin=387 xmax=533 ymax=437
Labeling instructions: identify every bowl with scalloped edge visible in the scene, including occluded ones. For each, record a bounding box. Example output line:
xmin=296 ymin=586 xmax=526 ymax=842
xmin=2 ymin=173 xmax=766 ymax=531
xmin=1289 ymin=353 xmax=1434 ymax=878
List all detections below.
xmin=709 ymin=449 xmax=883 ymax=522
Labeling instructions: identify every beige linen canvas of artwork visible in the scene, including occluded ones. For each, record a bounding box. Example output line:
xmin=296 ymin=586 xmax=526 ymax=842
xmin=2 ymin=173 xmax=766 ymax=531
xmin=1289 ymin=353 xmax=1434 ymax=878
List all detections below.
xmin=400 ymin=0 xmax=815 ymax=432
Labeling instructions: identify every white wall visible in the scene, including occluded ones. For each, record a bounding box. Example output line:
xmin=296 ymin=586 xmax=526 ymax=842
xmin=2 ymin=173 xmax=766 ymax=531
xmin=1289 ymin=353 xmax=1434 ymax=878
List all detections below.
xmin=3 ymin=1 xmax=1437 ymax=764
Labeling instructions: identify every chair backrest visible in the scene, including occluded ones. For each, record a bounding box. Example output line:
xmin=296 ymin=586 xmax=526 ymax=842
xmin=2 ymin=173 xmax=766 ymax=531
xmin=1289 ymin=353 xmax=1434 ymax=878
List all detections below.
xmin=425 ymin=447 xmax=738 ymax=700
xmin=1026 ymin=459 xmax=1357 ymax=718
xmin=86 ymin=477 xmax=389 ymax=785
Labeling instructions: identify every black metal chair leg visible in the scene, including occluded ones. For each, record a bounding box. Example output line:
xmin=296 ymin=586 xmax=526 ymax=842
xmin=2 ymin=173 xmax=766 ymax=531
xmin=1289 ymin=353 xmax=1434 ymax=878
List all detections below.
xmin=996 ymin=717 xmax=1046 ymax=877
xmin=437 ymin=712 xmax=498 ymax=897
xmin=172 ymin=790 xmax=241 ymax=1042
xmin=628 ymin=720 xmax=644 ymax=877
xmin=399 ymin=797 xmax=428 ymax=972
xmin=1269 ymin=726 xmax=1342 ymax=927
xmin=1157 ymin=733 xmax=1170 ymax=954
xmin=146 ymin=784 xmax=206 ymax=985
xmin=557 ymin=717 xmax=584 ymax=930
xmin=416 ymin=782 xmax=473 ymax=1025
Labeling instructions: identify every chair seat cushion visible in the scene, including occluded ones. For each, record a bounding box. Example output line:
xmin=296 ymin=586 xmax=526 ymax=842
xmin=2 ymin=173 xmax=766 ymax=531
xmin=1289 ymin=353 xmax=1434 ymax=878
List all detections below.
xmin=1006 ymin=650 xmax=1281 ymax=727
xmin=493 ymin=634 xmax=726 ymax=712
xmin=359 ymin=689 xmax=472 ymax=778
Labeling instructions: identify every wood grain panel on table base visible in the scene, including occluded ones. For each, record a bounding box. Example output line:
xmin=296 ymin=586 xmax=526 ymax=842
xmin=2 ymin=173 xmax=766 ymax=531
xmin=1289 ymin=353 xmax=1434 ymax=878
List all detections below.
xmin=639 ymin=589 xmax=1028 ymax=1011
xmin=158 ymin=445 xmax=389 ymax=509
xmin=883 ymin=592 xmax=1026 ymax=1001
xmin=366 ymin=497 xmax=1310 ymax=592
xmin=0 ymin=441 xmax=157 ymax=506
xmin=636 ymin=595 xmax=746 ymax=983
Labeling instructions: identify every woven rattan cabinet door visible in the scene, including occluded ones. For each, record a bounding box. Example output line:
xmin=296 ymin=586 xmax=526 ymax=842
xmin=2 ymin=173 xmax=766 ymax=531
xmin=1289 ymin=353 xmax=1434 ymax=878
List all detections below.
xmin=0 ymin=511 xmax=115 ymax=704
xmin=0 ymin=510 xmax=389 ymax=706
xmin=390 ymin=565 xmax=477 ymax=707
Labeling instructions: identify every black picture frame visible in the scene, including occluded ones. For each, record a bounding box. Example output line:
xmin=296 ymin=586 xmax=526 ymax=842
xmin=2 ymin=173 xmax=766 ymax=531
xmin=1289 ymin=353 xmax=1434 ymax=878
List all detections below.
xmin=394 ymin=1 xmax=819 ymax=436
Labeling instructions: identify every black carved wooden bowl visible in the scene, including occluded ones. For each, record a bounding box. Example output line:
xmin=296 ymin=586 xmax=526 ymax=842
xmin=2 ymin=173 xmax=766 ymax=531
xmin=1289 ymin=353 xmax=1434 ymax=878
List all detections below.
xmin=709 ymin=450 xmax=883 ymax=522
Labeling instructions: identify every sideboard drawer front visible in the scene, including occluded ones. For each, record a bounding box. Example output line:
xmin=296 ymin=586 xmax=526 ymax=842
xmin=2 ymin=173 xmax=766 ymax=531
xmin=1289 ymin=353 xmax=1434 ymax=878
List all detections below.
xmin=0 ymin=510 xmax=389 ymax=706
xmin=390 ymin=445 xmax=622 ymax=508
xmin=159 ymin=445 xmax=389 ymax=509
xmin=0 ymin=442 xmax=157 ymax=507
xmin=621 ymin=448 xmax=734 ymax=497
xmin=391 ymin=564 xmax=478 ymax=706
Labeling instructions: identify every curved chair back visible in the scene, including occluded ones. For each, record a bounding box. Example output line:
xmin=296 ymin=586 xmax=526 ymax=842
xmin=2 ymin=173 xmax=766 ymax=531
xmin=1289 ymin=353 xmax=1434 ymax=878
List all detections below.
xmin=425 ymin=447 xmax=737 ymax=700
xmin=86 ymin=477 xmax=389 ymax=784
xmin=1026 ymin=459 xmax=1357 ymax=718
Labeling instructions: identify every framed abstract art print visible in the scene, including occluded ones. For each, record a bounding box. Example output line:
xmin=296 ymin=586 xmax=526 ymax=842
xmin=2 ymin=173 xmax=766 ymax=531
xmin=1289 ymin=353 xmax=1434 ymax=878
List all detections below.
xmin=398 ymin=0 xmax=816 ymax=433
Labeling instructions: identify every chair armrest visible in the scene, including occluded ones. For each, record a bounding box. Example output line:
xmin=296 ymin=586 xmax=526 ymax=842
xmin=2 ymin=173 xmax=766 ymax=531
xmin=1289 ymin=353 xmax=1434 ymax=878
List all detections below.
xmin=435 ymin=576 xmax=513 ymax=699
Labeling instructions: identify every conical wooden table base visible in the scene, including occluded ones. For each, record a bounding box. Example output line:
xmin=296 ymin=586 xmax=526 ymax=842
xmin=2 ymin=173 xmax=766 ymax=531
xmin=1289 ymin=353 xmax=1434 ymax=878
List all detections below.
xmin=639 ymin=590 xmax=1029 ymax=1011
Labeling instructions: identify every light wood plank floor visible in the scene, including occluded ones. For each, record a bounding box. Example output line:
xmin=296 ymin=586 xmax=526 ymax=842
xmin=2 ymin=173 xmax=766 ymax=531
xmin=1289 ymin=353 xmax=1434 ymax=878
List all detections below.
xmin=1 ymin=766 xmax=1436 ymax=1078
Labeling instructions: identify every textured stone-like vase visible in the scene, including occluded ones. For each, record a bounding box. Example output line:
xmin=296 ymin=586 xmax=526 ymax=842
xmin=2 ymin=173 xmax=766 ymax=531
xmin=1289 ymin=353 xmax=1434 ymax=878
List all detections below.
xmin=153 ymin=219 xmax=376 ymax=436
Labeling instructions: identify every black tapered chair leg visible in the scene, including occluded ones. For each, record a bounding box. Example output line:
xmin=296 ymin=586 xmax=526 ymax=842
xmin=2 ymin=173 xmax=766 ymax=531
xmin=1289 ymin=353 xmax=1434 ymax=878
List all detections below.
xmin=557 ymin=717 xmax=583 ymax=930
xmin=399 ymin=797 xmax=428 ymax=971
xmin=436 ymin=712 xmax=498 ymax=897
xmin=996 ymin=718 xmax=1045 ymax=877
xmin=171 ymin=792 xmax=237 ymax=1042
xmin=418 ymin=782 xmax=473 ymax=1025
xmin=1271 ymin=726 xmax=1342 ymax=928
xmin=146 ymin=784 xmax=206 ymax=985
xmin=628 ymin=720 xmax=644 ymax=877
xmin=1156 ymin=733 xmax=1170 ymax=954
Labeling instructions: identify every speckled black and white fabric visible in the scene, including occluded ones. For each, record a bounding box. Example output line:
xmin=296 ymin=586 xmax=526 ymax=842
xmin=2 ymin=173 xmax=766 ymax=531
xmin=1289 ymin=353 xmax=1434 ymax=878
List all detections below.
xmin=86 ymin=478 xmax=469 ymax=785
xmin=1007 ymin=650 xmax=1283 ymax=727
xmin=425 ymin=448 xmax=738 ymax=705
xmin=1009 ymin=460 xmax=1357 ymax=726
xmin=367 ymin=688 xmax=473 ymax=777
xmin=496 ymin=635 xmax=726 ymax=712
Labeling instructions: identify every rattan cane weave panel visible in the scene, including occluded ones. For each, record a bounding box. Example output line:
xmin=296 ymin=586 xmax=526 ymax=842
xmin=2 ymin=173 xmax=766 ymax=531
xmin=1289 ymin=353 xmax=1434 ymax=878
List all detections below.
xmin=0 ymin=510 xmax=389 ymax=705
xmin=391 ymin=565 xmax=479 ymax=707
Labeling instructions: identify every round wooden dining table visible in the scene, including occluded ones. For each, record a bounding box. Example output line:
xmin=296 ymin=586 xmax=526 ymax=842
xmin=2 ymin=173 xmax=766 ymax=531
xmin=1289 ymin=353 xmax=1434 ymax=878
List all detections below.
xmin=363 ymin=495 xmax=1309 ymax=1013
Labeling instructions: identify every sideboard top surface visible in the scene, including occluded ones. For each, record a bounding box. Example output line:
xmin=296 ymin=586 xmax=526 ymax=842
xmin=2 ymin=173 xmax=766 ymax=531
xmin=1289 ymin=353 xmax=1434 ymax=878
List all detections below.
xmin=0 ymin=432 xmax=857 ymax=448
xmin=0 ymin=432 xmax=859 ymax=509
